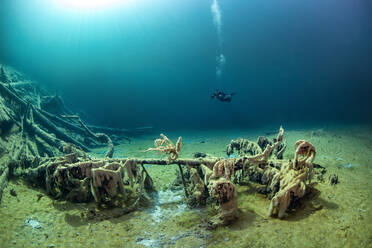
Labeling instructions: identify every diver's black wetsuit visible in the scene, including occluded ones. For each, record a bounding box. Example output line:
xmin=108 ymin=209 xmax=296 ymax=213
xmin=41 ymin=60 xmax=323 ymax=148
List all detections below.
xmin=211 ymin=90 xmax=235 ymax=102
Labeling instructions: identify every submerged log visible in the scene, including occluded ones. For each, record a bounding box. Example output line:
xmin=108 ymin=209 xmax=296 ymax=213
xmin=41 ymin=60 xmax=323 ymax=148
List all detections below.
xmin=62 ymin=115 xmax=114 ymax=158
xmin=0 ymin=82 xmax=89 ymax=151
xmin=87 ymin=125 xmax=130 ymax=134
xmin=33 ymin=108 xmax=89 ymax=151
xmin=40 ymin=109 xmax=86 ymax=135
xmin=177 ymin=164 xmax=189 ymax=197
xmin=0 ymin=166 xmax=9 ymax=204
xmin=7 ymin=81 xmax=36 ymax=88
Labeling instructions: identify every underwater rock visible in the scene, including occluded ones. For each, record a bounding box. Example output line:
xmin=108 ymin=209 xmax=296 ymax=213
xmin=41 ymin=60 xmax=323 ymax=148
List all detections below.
xmin=24 ymin=218 xmax=42 ymax=229
xmin=329 ymin=174 xmax=338 ymax=185
xmin=193 ymin=152 xmax=207 ymax=158
xmin=9 ymin=188 xmax=17 ymax=197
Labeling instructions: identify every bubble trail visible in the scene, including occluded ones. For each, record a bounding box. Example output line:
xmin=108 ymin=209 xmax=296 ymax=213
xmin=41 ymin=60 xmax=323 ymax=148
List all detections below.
xmin=211 ymin=0 xmax=225 ymax=78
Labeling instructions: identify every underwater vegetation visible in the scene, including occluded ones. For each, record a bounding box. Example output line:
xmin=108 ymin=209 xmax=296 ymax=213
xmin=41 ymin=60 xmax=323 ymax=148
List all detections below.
xmin=0 ymin=65 xmax=324 ymax=230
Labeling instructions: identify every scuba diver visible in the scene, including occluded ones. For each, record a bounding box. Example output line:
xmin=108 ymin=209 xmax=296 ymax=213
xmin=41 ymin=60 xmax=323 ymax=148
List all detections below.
xmin=211 ymin=90 xmax=235 ymax=102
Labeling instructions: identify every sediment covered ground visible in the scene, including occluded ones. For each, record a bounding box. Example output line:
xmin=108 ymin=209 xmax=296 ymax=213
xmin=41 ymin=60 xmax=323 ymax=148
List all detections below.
xmin=0 ymin=124 xmax=371 ymax=248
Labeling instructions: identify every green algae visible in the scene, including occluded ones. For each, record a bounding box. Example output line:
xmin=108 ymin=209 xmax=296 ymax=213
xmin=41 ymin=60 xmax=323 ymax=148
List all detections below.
xmin=175 ymin=211 xmax=202 ymax=229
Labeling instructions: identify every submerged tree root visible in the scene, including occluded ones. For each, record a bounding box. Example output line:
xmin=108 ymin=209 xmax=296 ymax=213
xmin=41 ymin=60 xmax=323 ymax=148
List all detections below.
xmin=0 ymin=68 xmax=109 ymax=203
xmin=0 ymin=65 xmax=324 ymax=228
xmin=0 ymin=69 xmax=319 ymax=226
xmin=8 ymin=126 xmax=320 ymax=227
xmin=62 ymin=115 xmax=114 ymax=158
xmin=0 ymin=166 xmax=9 ymax=204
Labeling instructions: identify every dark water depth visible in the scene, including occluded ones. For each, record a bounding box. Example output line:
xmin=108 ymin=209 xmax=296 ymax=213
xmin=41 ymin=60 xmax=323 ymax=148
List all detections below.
xmin=1 ymin=0 xmax=371 ymax=130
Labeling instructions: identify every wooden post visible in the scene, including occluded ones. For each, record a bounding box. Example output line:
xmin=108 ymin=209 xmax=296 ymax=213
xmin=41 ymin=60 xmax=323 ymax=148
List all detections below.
xmin=177 ymin=163 xmax=189 ymax=198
